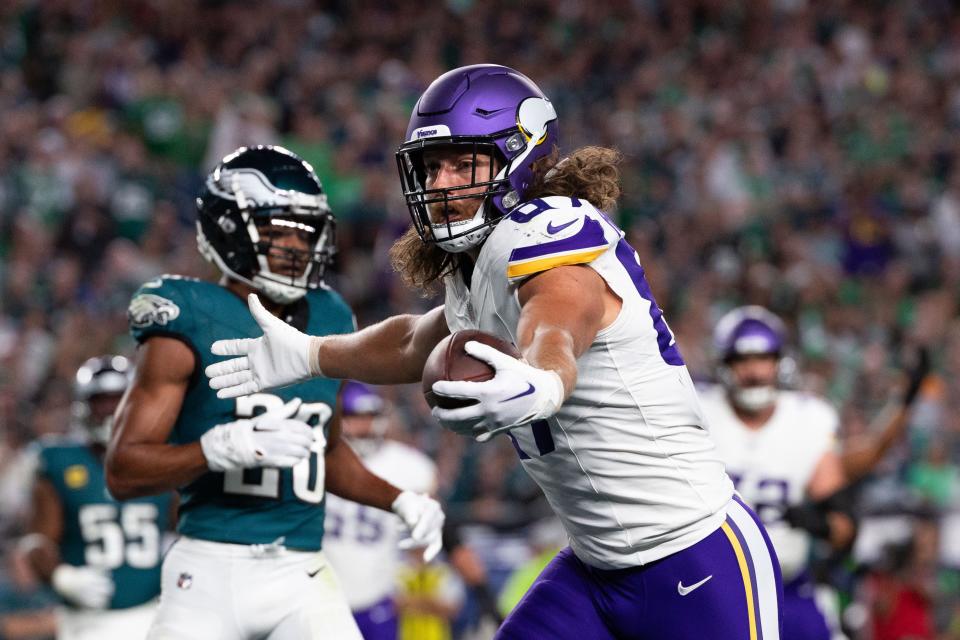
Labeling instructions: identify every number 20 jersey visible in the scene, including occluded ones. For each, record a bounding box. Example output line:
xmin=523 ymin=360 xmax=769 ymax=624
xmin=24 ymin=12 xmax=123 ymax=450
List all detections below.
xmin=128 ymin=276 xmax=355 ymax=550
xmin=443 ymin=196 xmax=733 ymax=570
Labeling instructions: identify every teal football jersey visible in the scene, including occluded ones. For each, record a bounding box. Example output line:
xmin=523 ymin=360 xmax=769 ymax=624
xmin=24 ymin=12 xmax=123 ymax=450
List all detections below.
xmin=38 ymin=438 xmax=172 ymax=610
xmin=128 ymin=275 xmax=355 ymax=550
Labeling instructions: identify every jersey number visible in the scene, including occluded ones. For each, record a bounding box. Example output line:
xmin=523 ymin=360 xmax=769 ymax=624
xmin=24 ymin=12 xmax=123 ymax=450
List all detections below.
xmin=728 ymin=474 xmax=790 ymax=524
xmin=78 ymin=503 xmax=160 ymax=569
xmin=222 ymin=394 xmax=332 ymax=504
xmin=326 ymin=503 xmax=386 ymax=545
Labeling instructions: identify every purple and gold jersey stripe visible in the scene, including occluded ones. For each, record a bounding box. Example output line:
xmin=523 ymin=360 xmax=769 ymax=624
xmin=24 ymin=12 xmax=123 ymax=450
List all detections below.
xmin=506 ymin=217 xmax=611 ymax=280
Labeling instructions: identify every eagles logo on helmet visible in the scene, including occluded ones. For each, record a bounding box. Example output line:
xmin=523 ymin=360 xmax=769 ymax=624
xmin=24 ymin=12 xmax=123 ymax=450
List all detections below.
xmin=396 ymin=64 xmax=559 ymax=253
xmin=72 ymin=355 xmax=133 ymax=445
xmin=196 ymin=145 xmax=336 ymax=305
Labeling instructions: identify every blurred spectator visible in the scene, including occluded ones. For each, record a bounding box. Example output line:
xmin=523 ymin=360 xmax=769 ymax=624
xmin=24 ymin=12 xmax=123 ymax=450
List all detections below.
xmin=396 ymin=549 xmax=464 ymax=640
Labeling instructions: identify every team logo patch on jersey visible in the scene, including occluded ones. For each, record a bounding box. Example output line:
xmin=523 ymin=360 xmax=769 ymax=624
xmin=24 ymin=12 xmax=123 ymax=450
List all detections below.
xmin=64 ymin=464 xmax=89 ymax=489
xmin=128 ymin=294 xmax=181 ymax=328
xmin=177 ymin=573 xmax=193 ymax=589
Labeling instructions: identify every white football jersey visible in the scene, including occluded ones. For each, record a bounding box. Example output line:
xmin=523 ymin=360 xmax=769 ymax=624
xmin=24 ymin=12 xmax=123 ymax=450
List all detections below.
xmin=323 ymin=440 xmax=437 ymax=610
xmin=443 ymin=196 xmax=733 ymax=569
xmin=699 ymin=385 xmax=839 ymax=580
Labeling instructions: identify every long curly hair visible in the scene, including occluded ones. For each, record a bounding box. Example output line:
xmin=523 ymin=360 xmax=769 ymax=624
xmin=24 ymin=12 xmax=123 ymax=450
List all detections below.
xmin=389 ymin=145 xmax=622 ymax=293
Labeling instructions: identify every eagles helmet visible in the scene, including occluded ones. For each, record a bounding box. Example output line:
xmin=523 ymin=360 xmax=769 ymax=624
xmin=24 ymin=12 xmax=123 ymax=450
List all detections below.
xmin=713 ymin=306 xmax=792 ymax=412
xmin=396 ymin=64 xmax=559 ymax=253
xmin=196 ymin=145 xmax=336 ymax=305
xmin=73 ymin=355 xmax=132 ymax=445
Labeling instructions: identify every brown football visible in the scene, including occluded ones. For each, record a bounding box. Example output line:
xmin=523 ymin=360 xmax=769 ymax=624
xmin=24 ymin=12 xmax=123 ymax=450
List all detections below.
xmin=422 ymin=330 xmax=522 ymax=409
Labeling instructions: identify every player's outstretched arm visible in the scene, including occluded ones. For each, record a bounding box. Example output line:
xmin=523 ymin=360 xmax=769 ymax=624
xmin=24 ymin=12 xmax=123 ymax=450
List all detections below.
xmin=324 ymin=409 xmax=444 ymax=561
xmin=18 ymin=477 xmax=114 ymax=609
xmin=841 ymin=347 xmax=930 ymax=481
xmin=432 ymin=265 xmax=613 ymax=438
xmin=206 ymin=294 xmax=449 ymax=398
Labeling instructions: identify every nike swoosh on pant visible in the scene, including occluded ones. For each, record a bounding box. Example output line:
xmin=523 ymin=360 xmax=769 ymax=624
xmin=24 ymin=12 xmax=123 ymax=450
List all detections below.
xmin=677 ymin=575 xmax=713 ymax=596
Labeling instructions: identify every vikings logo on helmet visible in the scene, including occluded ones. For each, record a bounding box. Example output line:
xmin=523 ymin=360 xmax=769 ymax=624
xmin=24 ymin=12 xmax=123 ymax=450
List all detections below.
xmin=396 ymin=64 xmax=560 ymax=253
xmin=128 ymin=294 xmax=181 ymax=329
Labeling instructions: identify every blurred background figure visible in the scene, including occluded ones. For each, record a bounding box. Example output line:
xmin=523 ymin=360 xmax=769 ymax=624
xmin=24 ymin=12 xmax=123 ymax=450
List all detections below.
xmin=395 ymin=546 xmax=464 ymax=640
xmin=324 ymin=381 xmax=438 ymax=640
xmin=700 ymin=307 xmax=851 ymax=640
xmin=17 ymin=356 xmax=174 ymax=640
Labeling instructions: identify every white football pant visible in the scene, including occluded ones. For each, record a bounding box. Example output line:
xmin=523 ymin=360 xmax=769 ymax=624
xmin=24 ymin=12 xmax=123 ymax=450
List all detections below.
xmin=146 ymin=537 xmax=361 ymax=640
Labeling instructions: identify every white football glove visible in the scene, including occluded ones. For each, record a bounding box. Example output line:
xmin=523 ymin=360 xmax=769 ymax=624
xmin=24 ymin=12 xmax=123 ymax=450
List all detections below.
xmin=200 ymin=398 xmax=315 ymax=471
xmin=391 ymin=491 xmax=445 ymax=562
xmin=206 ymin=294 xmax=322 ymax=399
xmin=431 ymin=341 xmax=565 ymax=441
xmin=51 ymin=564 xmax=114 ymax=609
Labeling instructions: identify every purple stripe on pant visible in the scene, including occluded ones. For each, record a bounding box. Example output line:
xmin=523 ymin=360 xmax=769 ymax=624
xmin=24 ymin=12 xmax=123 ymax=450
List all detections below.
xmin=353 ymin=597 xmax=398 ymax=640
xmin=497 ymin=501 xmax=783 ymax=640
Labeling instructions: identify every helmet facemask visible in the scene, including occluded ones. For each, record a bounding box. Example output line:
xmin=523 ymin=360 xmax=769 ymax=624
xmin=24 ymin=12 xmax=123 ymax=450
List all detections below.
xmin=713 ymin=306 xmax=789 ymax=414
xmin=397 ymin=63 xmax=559 ymax=254
xmin=247 ymin=208 xmax=336 ymax=304
xmin=72 ymin=355 xmax=132 ymax=445
xmin=196 ymin=146 xmax=336 ymax=305
xmin=719 ymin=353 xmax=781 ymax=413
xmin=397 ymin=139 xmax=510 ymax=253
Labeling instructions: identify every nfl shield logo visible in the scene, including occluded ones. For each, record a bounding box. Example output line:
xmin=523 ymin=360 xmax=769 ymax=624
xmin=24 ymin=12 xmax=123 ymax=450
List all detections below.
xmin=177 ymin=573 xmax=193 ymax=589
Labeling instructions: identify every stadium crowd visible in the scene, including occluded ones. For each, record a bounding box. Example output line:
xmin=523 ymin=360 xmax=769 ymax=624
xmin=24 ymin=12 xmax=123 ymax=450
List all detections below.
xmin=1 ymin=0 xmax=960 ymax=637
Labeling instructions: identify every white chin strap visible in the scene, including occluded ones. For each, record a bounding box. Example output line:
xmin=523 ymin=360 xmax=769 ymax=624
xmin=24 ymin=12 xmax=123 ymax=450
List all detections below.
xmin=731 ymin=386 xmax=778 ymax=413
xmin=252 ymin=274 xmax=307 ymax=304
xmin=430 ymin=200 xmax=494 ymax=253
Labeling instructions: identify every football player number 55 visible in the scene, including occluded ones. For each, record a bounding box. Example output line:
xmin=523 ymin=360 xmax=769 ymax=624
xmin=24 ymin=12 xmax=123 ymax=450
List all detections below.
xmin=223 ymin=394 xmax=331 ymax=503
xmin=79 ymin=503 xmax=160 ymax=569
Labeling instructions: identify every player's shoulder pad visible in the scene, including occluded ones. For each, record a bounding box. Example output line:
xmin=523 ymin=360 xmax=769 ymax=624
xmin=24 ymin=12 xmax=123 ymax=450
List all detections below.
xmin=382 ymin=441 xmax=437 ymax=493
xmin=306 ymin=287 xmax=357 ymax=334
xmin=494 ymin=196 xmax=620 ymax=283
xmin=128 ymin=274 xmax=206 ymax=342
xmin=32 ymin=434 xmax=86 ymax=471
xmin=786 ymin=391 xmax=840 ymax=436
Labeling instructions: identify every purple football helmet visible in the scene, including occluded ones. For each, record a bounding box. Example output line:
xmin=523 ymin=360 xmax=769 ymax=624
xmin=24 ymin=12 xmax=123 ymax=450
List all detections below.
xmin=396 ymin=64 xmax=559 ymax=253
xmin=713 ymin=306 xmax=785 ymax=362
xmin=341 ymin=381 xmax=385 ymax=417
xmin=713 ymin=306 xmax=787 ymax=412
